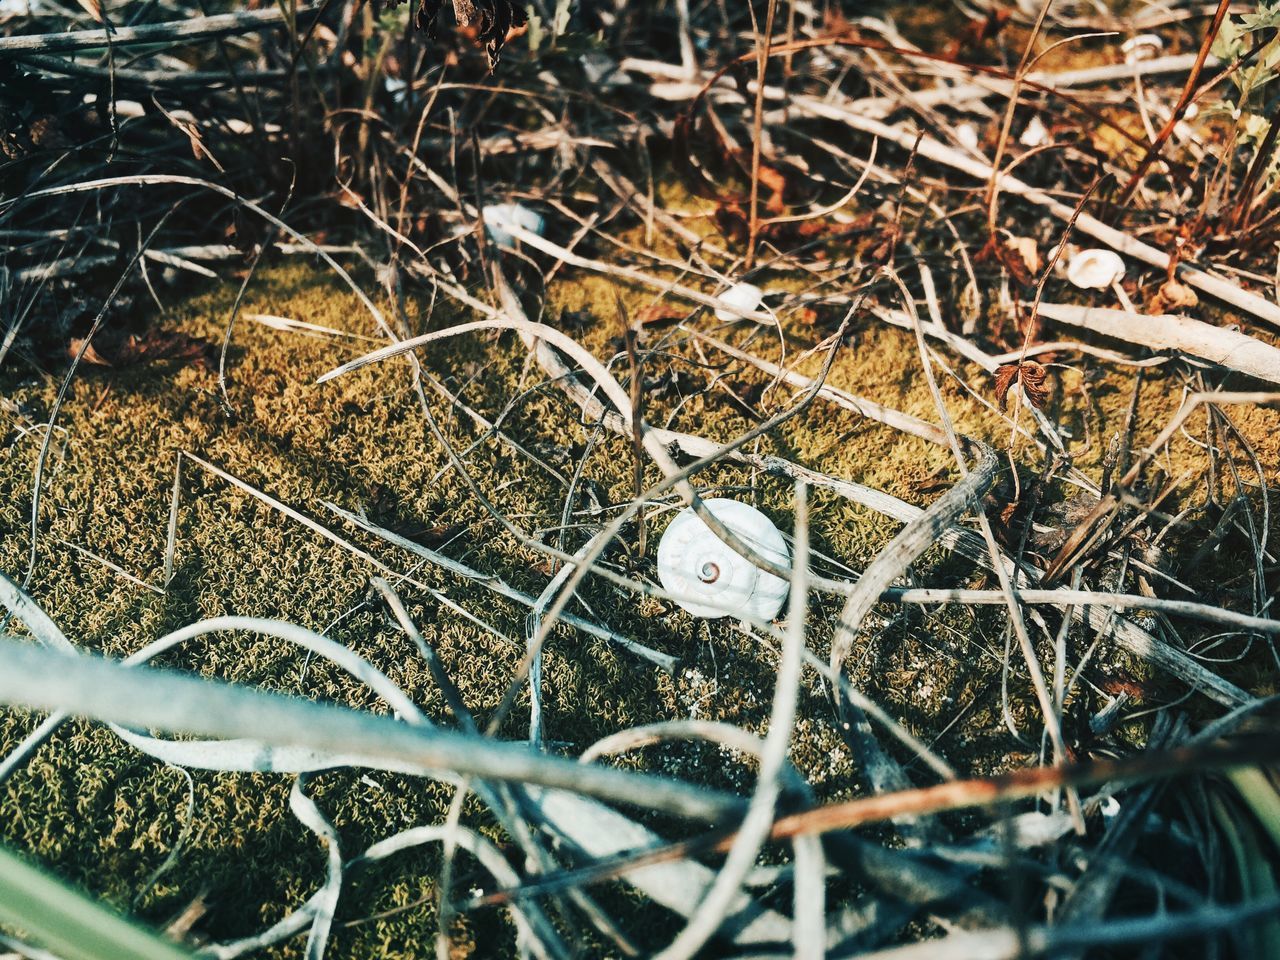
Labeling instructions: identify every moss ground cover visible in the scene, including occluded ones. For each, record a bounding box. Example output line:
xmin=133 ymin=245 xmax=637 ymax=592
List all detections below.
xmin=1 ymin=255 xmax=1277 ymax=955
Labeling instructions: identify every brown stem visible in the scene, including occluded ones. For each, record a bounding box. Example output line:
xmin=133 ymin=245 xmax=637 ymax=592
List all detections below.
xmin=676 ymin=33 xmax=1195 ymax=208
xmin=745 ymin=0 xmax=778 ymax=270
xmin=464 ymin=735 xmax=1280 ymax=911
xmin=985 ymin=0 xmax=1054 ymax=235
xmin=1117 ymin=0 xmax=1233 ymax=206
xmin=1233 ymin=97 xmax=1280 ymax=235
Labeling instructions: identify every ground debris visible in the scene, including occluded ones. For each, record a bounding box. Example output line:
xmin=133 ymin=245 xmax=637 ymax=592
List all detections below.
xmin=68 ymin=329 xmax=217 ymax=371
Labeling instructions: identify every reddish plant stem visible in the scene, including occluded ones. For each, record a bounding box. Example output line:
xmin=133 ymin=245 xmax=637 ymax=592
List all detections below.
xmin=467 ymin=736 xmax=1280 ymax=910
xmin=1233 ymin=99 xmax=1280 ymax=235
xmin=1116 ymin=0 xmax=1233 ymax=206
xmin=746 ymin=0 xmax=779 ymax=270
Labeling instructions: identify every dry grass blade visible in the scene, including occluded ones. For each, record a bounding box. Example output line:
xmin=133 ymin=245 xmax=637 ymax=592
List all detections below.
xmin=0 ymin=637 xmax=741 ymax=822
xmin=0 ymin=7 xmax=319 ymax=55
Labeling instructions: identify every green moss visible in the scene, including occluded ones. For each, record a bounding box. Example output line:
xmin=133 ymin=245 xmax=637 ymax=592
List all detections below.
xmin=1 ymin=254 xmax=1277 ymax=955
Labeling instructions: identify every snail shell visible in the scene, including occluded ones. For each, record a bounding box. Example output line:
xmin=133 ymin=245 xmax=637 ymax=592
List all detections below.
xmin=1066 ymin=248 xmax=1126 ymax=290
xmin=482 ymin=203 xmax=545 ymax=249
xmin=656 ymin=498 xmax=791 ymax=620
xmin=713 ymin=282 xmax=764 ymax=321
xmin=1122 ymin=34 xmax=1162 ymax=64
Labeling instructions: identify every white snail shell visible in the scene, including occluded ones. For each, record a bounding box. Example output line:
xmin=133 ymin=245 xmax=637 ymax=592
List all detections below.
xmin=482 ymin=203 xmax=545 ymax=249
xmin=1122 ymin=34 xmax=1162 ymax=64
xmin=713 ymin=282 xmax=764 ymax=321
xmin=656 ymin=498 xmax=791 ymax=620
xmin=1066 ymin=249 xmax=1126 ymax=290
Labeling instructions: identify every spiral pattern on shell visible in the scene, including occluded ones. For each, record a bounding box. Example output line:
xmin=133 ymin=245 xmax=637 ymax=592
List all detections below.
xmin=655 ymin=498 xmax=791 ymax=621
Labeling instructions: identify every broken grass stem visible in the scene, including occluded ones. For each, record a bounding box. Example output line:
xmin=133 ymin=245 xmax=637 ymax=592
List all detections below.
xmin=0 ymin=638 xmax=741 ymax=822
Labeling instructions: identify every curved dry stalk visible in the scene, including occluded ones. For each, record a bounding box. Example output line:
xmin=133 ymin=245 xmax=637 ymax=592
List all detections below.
xmin=319 ymin=269 xmax=866 ymax=763
xmin=851 ymin=894 xmax=1280 ymax=960
xmin=461 ymin=735 xmax=1280 ymax=913
xmin=1037 ymin=302 xmax=1280 ymax=385
xmin=889 ymin=587 xmax=1280 ymax=636
xmin=0 ymin=637 xmax=742 ymax=822
xmin=201 ymin=823 xmax=555 ymax=960
xmin=826 ymin=444 xmax=998 ymax=702
xmin=0 ymin=6 xmax=318 ymax=55
xmin=335 ymin=505 xmax=676 ymax=670
xmin=893 ymin=268 xmax=1079 ymax=826
xmin=578 ymin=719 xmax=817 ymax=946
xmin=787 ymin=95 xmax=1280 ymax=331
xmin=472 ymin=269 xmax=1252 ymax=712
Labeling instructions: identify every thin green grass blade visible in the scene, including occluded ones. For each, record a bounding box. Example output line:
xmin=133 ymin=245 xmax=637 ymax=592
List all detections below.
xmin=0 ymin=844 xmax=192 ymax=960
xmin=1228 ymin=766 xmax=1280 ymax=850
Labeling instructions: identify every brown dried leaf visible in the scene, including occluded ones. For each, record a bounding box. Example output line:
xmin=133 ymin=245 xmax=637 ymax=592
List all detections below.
xmin=409 ymin=0 xmax=526 ymax=67
xmin=75 ymin=0 xmax=105 ymax=24
xmin=634 ymin=304 xmax=686 ymax=327
xmin=69 ymin=329 xmax=216 ymax=370
xmin=1100 ymin=677 xmax=1153 ymax=703
xmin=993 ymin=360 xmax=1049 ymax=410
xmin=27 ymin=116 xmax=68 ymax=150
xmin=976 ymin=234 xmax=1040 ymax=287
xmin=860 ymin=222 xmax=899 ymax=267
xmin=757 ymin=163 xmax=788 ymax=215
xmin=713 ymin=203 xmax=749 ymax=244
xmin=942 ymin=8 xmax=1011 ymax=61
xmin=1006 ymin=236 xmax=1041 ymax=279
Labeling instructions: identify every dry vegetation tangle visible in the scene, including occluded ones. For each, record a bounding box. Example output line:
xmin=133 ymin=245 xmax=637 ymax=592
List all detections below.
xmin=2 ymin=1 xmax=1280 ymax=958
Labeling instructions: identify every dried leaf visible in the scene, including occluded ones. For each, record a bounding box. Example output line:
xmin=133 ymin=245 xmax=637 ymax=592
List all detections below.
xmin=943 ymin=8 xmax=1011 ymax=61
xmin=860 ymin=222 xmax=900 ymax=267
xmin=75 ymin=0 xmax=105 ymax=25
xmin=976 ymin=234 xmax=1040 ymax=287
xmin=713 ymin=202 xmax=749 ymax=243
xmin=993 ymin=360 xmax=1049 ymax=410
xmin=406 ymin=0 xmax=527 ymax=67
xmin=69 ymin=329 xmax=216 ymax=370
xmin=992 ymin=362 xmax=1017 ymax=409
xmin=757 ymin=162 xmax=788 ymax=215
xmin=634 ymin=304 xmax=686 ymax=327
xmin=1100 ymin=677 xmax=1153 ymax=702
xmin=1006 ymin=236 xmax=1041 ymax=279
xmin=26 ymin=116 xmax=68 ymax=150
